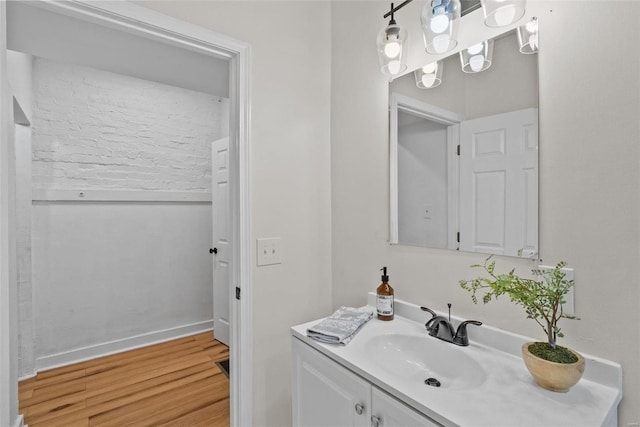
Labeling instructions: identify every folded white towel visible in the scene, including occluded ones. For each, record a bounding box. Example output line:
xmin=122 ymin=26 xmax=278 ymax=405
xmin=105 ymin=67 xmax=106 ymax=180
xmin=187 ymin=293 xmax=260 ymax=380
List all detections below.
xmin=307 ymin=306 xmax=374 ymax=345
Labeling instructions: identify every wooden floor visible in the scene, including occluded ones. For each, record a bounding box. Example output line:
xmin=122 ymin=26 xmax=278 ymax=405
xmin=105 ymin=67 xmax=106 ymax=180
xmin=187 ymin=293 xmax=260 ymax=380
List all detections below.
xmin=19 ymin=332 xmax=230 ymax=427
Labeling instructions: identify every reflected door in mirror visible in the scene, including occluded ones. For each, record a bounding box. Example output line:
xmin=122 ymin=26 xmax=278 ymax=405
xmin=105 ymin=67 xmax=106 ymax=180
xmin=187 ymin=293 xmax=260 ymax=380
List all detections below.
xmin=458 ymin=108 xmax=538 ymax=257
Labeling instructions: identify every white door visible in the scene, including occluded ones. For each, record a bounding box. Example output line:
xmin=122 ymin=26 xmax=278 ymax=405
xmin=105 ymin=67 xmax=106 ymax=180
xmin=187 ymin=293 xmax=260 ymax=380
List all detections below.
xmin=292 ymin=339 xmax=370 ymax=427
xmin=459 ymin=108 xmax=538 ymax=257
xmin=212 ymin=137 xmax=230 ymax=346
xmin=371 ymin=387 xmax=440 ymax=427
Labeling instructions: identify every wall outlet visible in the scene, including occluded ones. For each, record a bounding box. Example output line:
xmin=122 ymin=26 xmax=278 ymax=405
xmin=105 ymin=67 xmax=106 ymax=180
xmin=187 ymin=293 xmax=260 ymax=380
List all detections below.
xmin=423 ymin=204 xmax=433 ymax=220
xmin=537 ymin=265 xmax=574 ymax=315
xmin=257 ymin=238 xmax=282 ymax=266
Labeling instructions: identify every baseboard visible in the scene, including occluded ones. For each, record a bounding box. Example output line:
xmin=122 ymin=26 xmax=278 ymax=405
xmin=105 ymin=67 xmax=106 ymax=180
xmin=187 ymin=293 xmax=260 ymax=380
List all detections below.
xmin=12 ymin=414 xmax=24 ymax=427
xmin=18 ymin=372 xmax=37 ymax=382
xmin=35 ymin=320 xmax=213 ymax=372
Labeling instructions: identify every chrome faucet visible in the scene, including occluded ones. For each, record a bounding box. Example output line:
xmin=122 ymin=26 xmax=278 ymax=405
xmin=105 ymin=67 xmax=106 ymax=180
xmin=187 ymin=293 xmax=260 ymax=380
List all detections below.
xmin=420 ymin=306 xmax=482 ymax=347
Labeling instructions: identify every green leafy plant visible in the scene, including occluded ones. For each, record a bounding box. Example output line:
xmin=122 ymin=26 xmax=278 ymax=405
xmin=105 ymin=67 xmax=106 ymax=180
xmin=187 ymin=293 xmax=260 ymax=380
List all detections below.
xmin=459 ymin=256 xmax=579 ymax=363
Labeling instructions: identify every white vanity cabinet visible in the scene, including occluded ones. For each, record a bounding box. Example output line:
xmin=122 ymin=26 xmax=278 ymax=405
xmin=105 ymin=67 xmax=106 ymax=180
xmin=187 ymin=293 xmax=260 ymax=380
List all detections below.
xmin=370 ymin=387 xmax=438 ymax=427
xmin=292 ymin=298 xmax=622 ymax=427
xmin=292 ymin=338 xmax=440 ymax=427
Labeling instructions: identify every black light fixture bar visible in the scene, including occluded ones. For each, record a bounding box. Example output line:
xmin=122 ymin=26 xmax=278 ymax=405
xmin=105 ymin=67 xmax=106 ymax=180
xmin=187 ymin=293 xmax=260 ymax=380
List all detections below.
xmin=383 ymin=0 xmax=414 ymax=19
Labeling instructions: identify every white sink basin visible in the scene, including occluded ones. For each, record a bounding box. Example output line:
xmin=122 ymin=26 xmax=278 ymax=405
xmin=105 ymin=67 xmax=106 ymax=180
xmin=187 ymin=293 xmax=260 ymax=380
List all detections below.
xmin=363 ymin=333 xmax=487 ymax=390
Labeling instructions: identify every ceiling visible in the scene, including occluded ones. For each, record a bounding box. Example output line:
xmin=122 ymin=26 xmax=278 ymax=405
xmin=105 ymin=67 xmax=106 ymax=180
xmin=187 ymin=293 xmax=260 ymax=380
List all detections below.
xmin=461 ymin=0 xmax=482 ymax=16
xmin=6 ymin=2 xmax=230 ymax=98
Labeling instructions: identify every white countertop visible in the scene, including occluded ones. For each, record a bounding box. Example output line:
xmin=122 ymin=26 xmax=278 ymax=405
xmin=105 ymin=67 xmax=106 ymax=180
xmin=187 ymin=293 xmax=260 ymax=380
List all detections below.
xmin=291 ymin=295 xmax=622 ymax=427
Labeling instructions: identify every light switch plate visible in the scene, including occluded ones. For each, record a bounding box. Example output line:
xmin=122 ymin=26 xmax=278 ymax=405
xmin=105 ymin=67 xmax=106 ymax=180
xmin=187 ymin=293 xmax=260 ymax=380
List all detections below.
xmin=538 ymin=265 xmax=575 ymax=315
xmin=257 ymin=238 xmax=282 ymax=266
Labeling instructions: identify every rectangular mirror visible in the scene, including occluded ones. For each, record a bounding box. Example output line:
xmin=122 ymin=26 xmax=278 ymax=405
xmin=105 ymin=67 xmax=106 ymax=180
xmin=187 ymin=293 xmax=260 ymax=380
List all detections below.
xmin=389 ymin=29 xmax=539 ymax=258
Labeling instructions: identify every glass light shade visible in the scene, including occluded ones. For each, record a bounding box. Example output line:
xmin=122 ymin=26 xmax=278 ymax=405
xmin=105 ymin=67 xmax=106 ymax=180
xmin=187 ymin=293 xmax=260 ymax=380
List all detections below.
xmin=517 ymin=17 xmax=538 ymax=54
xmin=481 ymin=0 xmax=526 ymax=28
xmin=421 ymin=0 xmax=460 ymax=54
xmin=459 ymin=39 xmax=494 ymax=73
xmin=414 ymin=61 xmax=443 ymax=89
xmin=377 ymin=21 xmax=408 ymax=76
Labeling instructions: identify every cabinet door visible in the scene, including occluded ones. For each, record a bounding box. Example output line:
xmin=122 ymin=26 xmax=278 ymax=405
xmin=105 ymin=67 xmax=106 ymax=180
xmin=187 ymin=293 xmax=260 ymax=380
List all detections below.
xmin=371 ymin=387 xmax=441 ymax=427
xmin=292 ymin=338 xmax=370 ymax=427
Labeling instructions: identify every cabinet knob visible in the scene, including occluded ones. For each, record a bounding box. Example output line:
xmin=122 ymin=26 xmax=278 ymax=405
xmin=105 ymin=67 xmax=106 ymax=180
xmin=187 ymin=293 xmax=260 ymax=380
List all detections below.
xmin=371 ymin=415 xmax=381 ymax=427
xmin=354 ymin=403 xmax=364 ymax=415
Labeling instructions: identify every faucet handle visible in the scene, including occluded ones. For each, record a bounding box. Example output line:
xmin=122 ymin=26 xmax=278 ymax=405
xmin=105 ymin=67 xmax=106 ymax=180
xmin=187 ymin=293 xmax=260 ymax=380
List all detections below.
xmin=453 ymin=320 xmax=483 ymax=346
xmin=461 ymin=320 xmax=482 ymax=327
xmin=420 ymin=306 xmax=437 ymax=318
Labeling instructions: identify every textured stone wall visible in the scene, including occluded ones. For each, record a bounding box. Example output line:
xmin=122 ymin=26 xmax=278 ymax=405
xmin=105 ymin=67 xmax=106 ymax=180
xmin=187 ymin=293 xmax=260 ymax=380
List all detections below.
xmin=31 ymin=57 xmax=228 ymax=192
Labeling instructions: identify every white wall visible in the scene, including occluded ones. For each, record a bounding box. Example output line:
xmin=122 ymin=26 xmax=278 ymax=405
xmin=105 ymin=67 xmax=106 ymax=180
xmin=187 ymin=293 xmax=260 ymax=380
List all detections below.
xmin=7 ymin=50 xmax=32 ymax=124
xmin=7 ymin=50 xmax=35 ymax=379
xmin=331 ymin=2 xmax=639 ymax=425
xmin=133 ymin=2 xmax=333 ymax=426
xmin=31 ymin=201 xmax=214 ymax=367
xmin=27 ymin=58 xmax=227 ymax=371
xmin=14 ymin=124 xmax=32 ymax=379
xmin=397 ymin=117 xmax=448 ymax=248
xmin=1 ymin=1 xmax=20 ymax=421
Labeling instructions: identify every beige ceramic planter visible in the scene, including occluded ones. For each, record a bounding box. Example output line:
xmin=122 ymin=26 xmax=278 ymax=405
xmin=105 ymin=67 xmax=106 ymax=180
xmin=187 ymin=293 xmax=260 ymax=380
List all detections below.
xmin=521 ymin=342 xmax=585 ymax=392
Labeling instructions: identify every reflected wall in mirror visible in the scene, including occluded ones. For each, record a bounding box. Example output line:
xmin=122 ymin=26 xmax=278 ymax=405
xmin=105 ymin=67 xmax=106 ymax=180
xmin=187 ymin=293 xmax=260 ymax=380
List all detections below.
xmin=389 ymin=30 xmax=539 ymax=258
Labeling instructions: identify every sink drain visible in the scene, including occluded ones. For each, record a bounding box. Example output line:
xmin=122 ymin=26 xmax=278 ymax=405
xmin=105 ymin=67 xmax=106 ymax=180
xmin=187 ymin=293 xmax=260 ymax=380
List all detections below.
xmin=424 ymin=377 xmax=441 ymax=387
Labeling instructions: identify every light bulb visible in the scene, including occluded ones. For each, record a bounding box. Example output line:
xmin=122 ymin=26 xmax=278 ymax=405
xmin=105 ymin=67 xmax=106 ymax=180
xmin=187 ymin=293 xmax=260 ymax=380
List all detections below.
xmin=467 ymin=43 xmax=484 ymax=55
xmin=529 ymin=33 xmax=538 ymax=50
xmin=387 ymin=60 xmax=402 ymax=75
xmin=430 ymin=7 xmax=450 ymax=34
xmin=421 ymin=73 xmax=437 ymax=88
xmin=469 ymin=54 xmax=485 ymax=72
xmin=432 ymin=34 xmax=452 ymax=53
xmin=384 ymin=41 xmax=401 ymax=58
xmin=493 ymin=5 xmax=516 ymax=27
xmin=422 ymin=62 xmax=437 ymax=74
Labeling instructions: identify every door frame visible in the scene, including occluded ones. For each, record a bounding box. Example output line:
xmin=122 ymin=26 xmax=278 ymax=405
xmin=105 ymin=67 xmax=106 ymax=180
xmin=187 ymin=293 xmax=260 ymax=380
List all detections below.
xmin=389 ymin=93 xmax=464 ymax=249
xmin=0 ymin=2 xmax=253 ymax=426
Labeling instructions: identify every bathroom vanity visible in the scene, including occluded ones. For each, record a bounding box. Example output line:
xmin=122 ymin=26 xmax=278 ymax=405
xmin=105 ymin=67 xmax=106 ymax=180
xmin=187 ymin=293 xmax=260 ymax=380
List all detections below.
xmin=291 ymin=294 xmax=622 ymax=427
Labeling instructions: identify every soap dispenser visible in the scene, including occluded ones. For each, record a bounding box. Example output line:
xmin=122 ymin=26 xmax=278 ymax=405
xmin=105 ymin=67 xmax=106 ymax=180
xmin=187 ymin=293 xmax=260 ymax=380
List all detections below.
xmin=376 ymin=267 xmax=394 ymax=321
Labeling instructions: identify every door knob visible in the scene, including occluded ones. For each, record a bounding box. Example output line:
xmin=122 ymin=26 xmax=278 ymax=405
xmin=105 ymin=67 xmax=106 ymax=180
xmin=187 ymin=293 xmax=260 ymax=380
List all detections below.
xmin=371 ymin=415 xmax=381 ymax=427
xmin=354 ymin=403 xmax=364 ymax=415
xmin=210 ymin=248 xmax=218 ymax=254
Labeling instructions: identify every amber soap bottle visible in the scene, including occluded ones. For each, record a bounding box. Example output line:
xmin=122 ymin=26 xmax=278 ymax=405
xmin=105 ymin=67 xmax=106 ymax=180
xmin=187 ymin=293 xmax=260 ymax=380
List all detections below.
xmin=376 ymin=267 xmax=394 ymax=321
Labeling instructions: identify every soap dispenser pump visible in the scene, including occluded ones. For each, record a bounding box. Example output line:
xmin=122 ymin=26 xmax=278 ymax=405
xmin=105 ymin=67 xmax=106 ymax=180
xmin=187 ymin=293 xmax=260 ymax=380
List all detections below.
xmin=376 ymin=267 xmax=394 ymax=321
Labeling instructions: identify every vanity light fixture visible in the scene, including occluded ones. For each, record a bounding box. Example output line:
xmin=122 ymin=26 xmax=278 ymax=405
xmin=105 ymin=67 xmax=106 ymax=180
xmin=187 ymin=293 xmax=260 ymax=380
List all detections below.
xmin=377 ymin=2 xmax=410 ymax=77
xmin=459 ymin=39 xmax=494 ymax=73
xmin=376 ymin=0 xmax=527 ymax=75
xmin=421 ymin=0 xmax=461 ymax=54
xmin=414 ymin=61 xmax=443 ymax=88
xmin=481 ymin=0 xmax=526 ymax=28
xmin=517 ymin=17 xmax=538 ymax=54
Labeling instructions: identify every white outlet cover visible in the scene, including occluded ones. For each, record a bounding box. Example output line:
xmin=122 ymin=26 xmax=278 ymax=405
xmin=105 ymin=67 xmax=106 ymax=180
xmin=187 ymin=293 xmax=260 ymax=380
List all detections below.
xmin=257 ymin=237 xmax=282 ymax=266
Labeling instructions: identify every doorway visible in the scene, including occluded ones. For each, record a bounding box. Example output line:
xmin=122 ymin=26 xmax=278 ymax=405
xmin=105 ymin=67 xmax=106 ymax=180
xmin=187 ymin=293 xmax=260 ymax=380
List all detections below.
xmin=0 ymin=2 xmax=252 ymax=426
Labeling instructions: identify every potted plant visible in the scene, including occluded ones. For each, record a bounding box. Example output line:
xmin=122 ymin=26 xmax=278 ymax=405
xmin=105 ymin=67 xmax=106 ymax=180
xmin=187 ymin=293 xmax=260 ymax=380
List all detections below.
xmin=459 ymin=256 xmax=584 ymax=392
